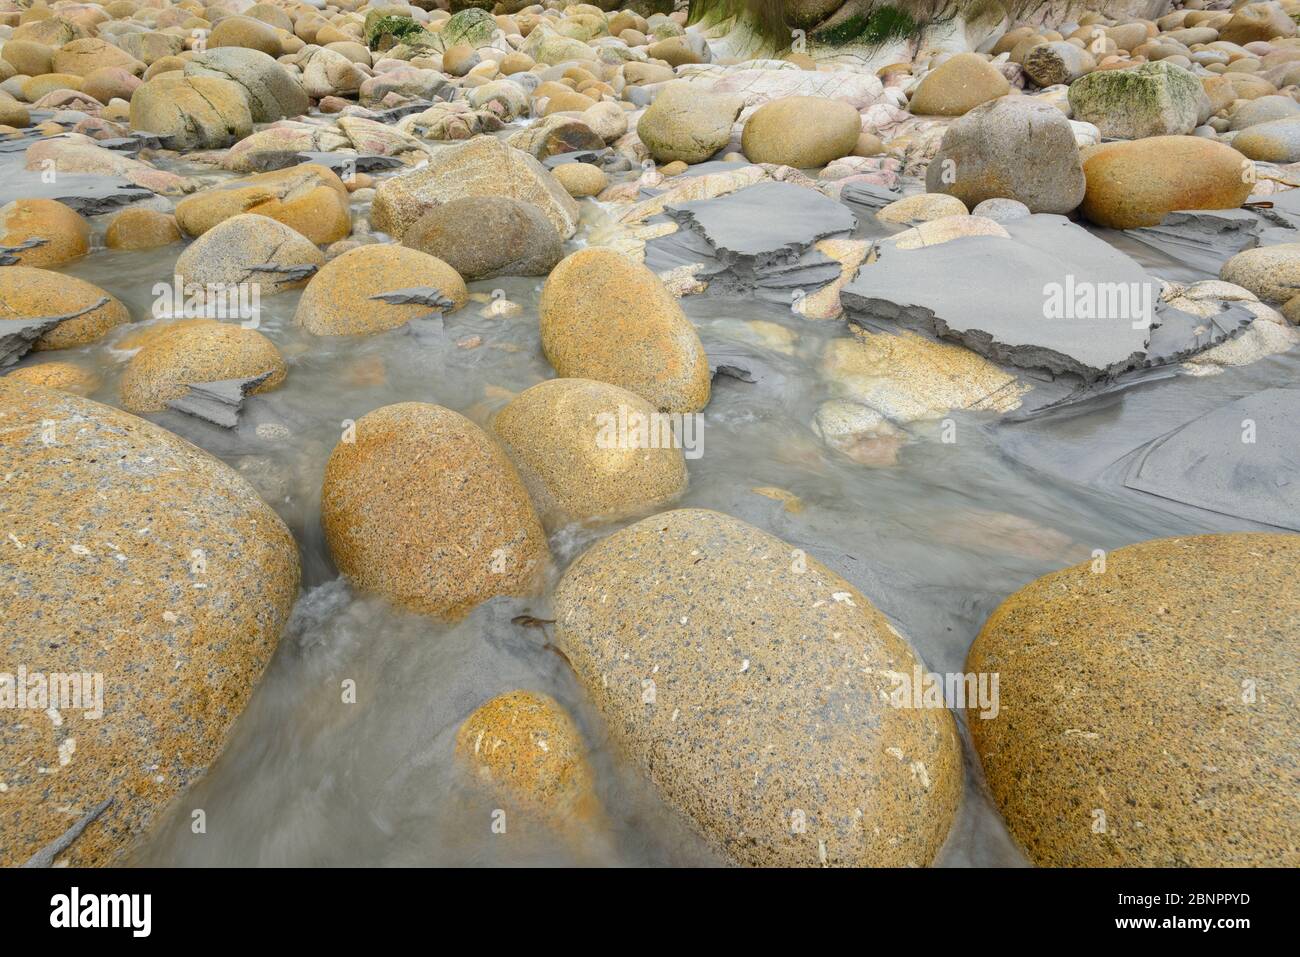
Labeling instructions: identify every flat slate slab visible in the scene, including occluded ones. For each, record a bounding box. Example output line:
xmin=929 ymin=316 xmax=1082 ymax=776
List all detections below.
xmin=841 ymin=214 xmax=1254 ymax=383
xmin=1124 ymin=388 xmax=1300 ymax=531
xmin=662 ymin=180 xmax=856 ymax=271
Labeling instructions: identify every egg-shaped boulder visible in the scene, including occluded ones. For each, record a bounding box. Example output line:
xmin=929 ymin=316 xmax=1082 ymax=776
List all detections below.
xmin=0 ymin=380 xmax=300 ymax=866
xmin=553 ymin=508 xmax=962 ymax=867
xmin=539 ymin=248 xmax=710 ymax=414
xmin=967 ymin=533 xmax=1300 ymax=867
xmin=321 ymin=402 xmax=548 ymax=618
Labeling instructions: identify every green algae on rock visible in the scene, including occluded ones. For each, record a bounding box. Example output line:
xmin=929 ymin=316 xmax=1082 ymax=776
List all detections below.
xmin=0 ymin=380 xmax=300 ymax=866
xmin=967 ymin=533 xmax=1300 ymax=867
xmin=553 ymin=508 xmax=962 ymax=867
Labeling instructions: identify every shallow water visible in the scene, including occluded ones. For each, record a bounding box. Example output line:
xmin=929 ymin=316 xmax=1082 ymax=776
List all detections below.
xmin=7 ymin=134 xmax=1296 ymax=867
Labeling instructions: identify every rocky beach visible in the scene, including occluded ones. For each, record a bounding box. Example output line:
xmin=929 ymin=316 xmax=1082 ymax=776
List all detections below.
xmin=0 ymin=0 xmax=1297 ymax=869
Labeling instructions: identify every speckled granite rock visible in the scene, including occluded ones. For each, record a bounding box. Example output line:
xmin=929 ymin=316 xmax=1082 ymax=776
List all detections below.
xmin=294 ymin=244 xmax=468 ymax=336
xmin=3 ymin=361 xmax=100 ymax=395
xmin=1220 ymin=243 xmax=1300 ymax=304
xmin=321 ymin=402 xmax=548 ymax=619
xmin=403 ymin=196 xmax=562 ymax=281
xmin=0 ymin=380 xmax=300 ymax=866
xmin=553 ymin=508 xmax=962 ymax=867
xmin=493 ymin=377 xmax=687 ymax=529
xmin=174 ymin=164 xmax=351 ymax=245
xmin=370 ymin=136 xmax=580 ymax=241
xmin=0 ymin=198 xmax=90 ymax=268
xmin=119 ymin=320 xmax=287 ymax=413
xmin=0 ymin=267 xmax=130 ymax=351
xmin=967 ymin=533 xmax=1300 ymax=867
xmin=454 ymin=690 xmax=600 ymax=833
xmin=540 ymin=248 xmax=710 ymax=414
xmin=174 ymin=213 xmax=324 ymax=297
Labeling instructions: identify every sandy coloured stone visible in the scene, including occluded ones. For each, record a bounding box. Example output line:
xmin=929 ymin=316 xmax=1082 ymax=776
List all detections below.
xmin=493 ymin=377 xmax=688 ymax=528
xmin=740 ymin=95 xmax=861 ymax=169
xmin=0 ymin=380 xmax=299 ymax=866
xmin=1080 ymin=136 xmax=1253 ymax=229
xmin=1220 ymin=243 xmax=1300 ymax=304
xmin=294 ymin=244 xmax=468 ymax=336
xmin=539 ymin=248 xmax=711 ymax=414
xmin=908 ymin=53 xmax=1010 ymax=117
xmin=118 ymin=319 xmax=287 ymax=413
xmin=968 ymin=533 xmax=1300 ymax=867
xmin=174 ymin=213 xmax=324 ymax=297
xmin=0 ymin=267 xmax=130 ymax=351
xmin=0 ymin=199 xmax=90 ymax=268
xmin=553 ymin=508 xmax=962 ymax=867
xmin=174 ymin=164 xmax=351 ymax=245
xmin=104 ymin=208 xmax=182 ymax=250
xmin=877 ymin=193 xmax=968 ymax=226
xmin=320 ymin=402 xmax=548 ymax=619
xmin=551 ymin=162 xmax=607 ymax=198
xmin=3 ymin=361 xmax=100 ymax=395
xmin=454 ymin=690 xmax=600 ymax=832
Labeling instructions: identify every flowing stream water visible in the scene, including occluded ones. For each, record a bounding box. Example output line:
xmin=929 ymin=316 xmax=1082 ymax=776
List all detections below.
xmin=8 ymin=132 xmax=1296 ymax=867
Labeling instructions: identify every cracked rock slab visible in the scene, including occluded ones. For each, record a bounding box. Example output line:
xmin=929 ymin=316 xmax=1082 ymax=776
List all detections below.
xmin=842 ymin=214 xmax=1189 ymax=382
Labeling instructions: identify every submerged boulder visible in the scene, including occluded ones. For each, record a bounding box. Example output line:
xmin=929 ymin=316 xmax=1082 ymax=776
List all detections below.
xmin=1068 ymin=62 xmax=1204 ymax=140
xmin=492 ymin=377 xmax=688 ymax=528
xmin=553 ymin=508 xmax=962 ymax=867
xmin=0 ymin=380 xmax=299 ymax=866
xmin=320 ymin=402 xmax=548 ymax=619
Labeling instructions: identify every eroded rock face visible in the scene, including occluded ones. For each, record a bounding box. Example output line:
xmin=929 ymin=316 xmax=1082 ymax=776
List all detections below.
xmin=320 ymin=402 xmax=548 ymax=619
xmin=968 ymin=533 xmax=1300 ymax=867
xmin=0 ymin=380 xmax=300 ymax=866
xmin=553 ymin=508 xmax=962 ymax=867
xmin=128 ymin=75 xmax=253 ymax=150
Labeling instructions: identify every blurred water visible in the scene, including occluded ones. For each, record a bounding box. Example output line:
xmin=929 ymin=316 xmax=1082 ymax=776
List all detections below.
xmin=8 ymin=141 xmax=1295 ymax=867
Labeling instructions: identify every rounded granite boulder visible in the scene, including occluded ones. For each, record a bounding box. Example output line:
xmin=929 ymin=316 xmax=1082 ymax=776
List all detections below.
xmin=553 ymin=508 xmax=962 ymax=867
xmin=1220 ymin=243 xmax=1300 ymax=304
xmin=118 ymin=319 xmax=288 ymax=413
xmin=320 ymin=402 xmax=548 ymax=619
xmin=294 ymin=244 xmax=468 ymax=336
xmin=0 ymin=267 xmax=130 ymax=350
xmin=740 ymin=95 xmax=861 ymax=169
xmin=174 ymin=213 xmax=324 ymax=296
xmin=1079 ymin=136 xmax=1253 ymax=229
xmin=492 ymin=377 xmax=688 ymax=529
xmin=967 ymin=533 xmax=1299 ymax=867
xmin=402 ymin=196 xmax=562 ymax=281
xmin=174 ymin=163 xmax=350 ymax=245
xmin=0 ymin=198 xmax=91 ymax=268
xmin=104 ymin=208 xmax=182 ymax=250
xmin=908 ymin=52 xmax=1010 ymax=117
xmin=0 ymin=380 xmax=300 ymax=866
xmin=539 ymin=248 xmax=710 ymax=414
xmin=454 ymin=690 xmax=600 ymax=833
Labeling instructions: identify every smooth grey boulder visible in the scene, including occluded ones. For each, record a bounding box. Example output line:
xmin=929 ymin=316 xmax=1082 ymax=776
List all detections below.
xmin=926 ymin=96 xmax=1085 ymax=215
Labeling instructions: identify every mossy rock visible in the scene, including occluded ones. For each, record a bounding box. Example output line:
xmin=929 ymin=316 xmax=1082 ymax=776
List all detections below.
xmin=363 ymin=13 xmax=434 ymax=53
xmin=441 ymin=8 xmax=498 ymax=50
